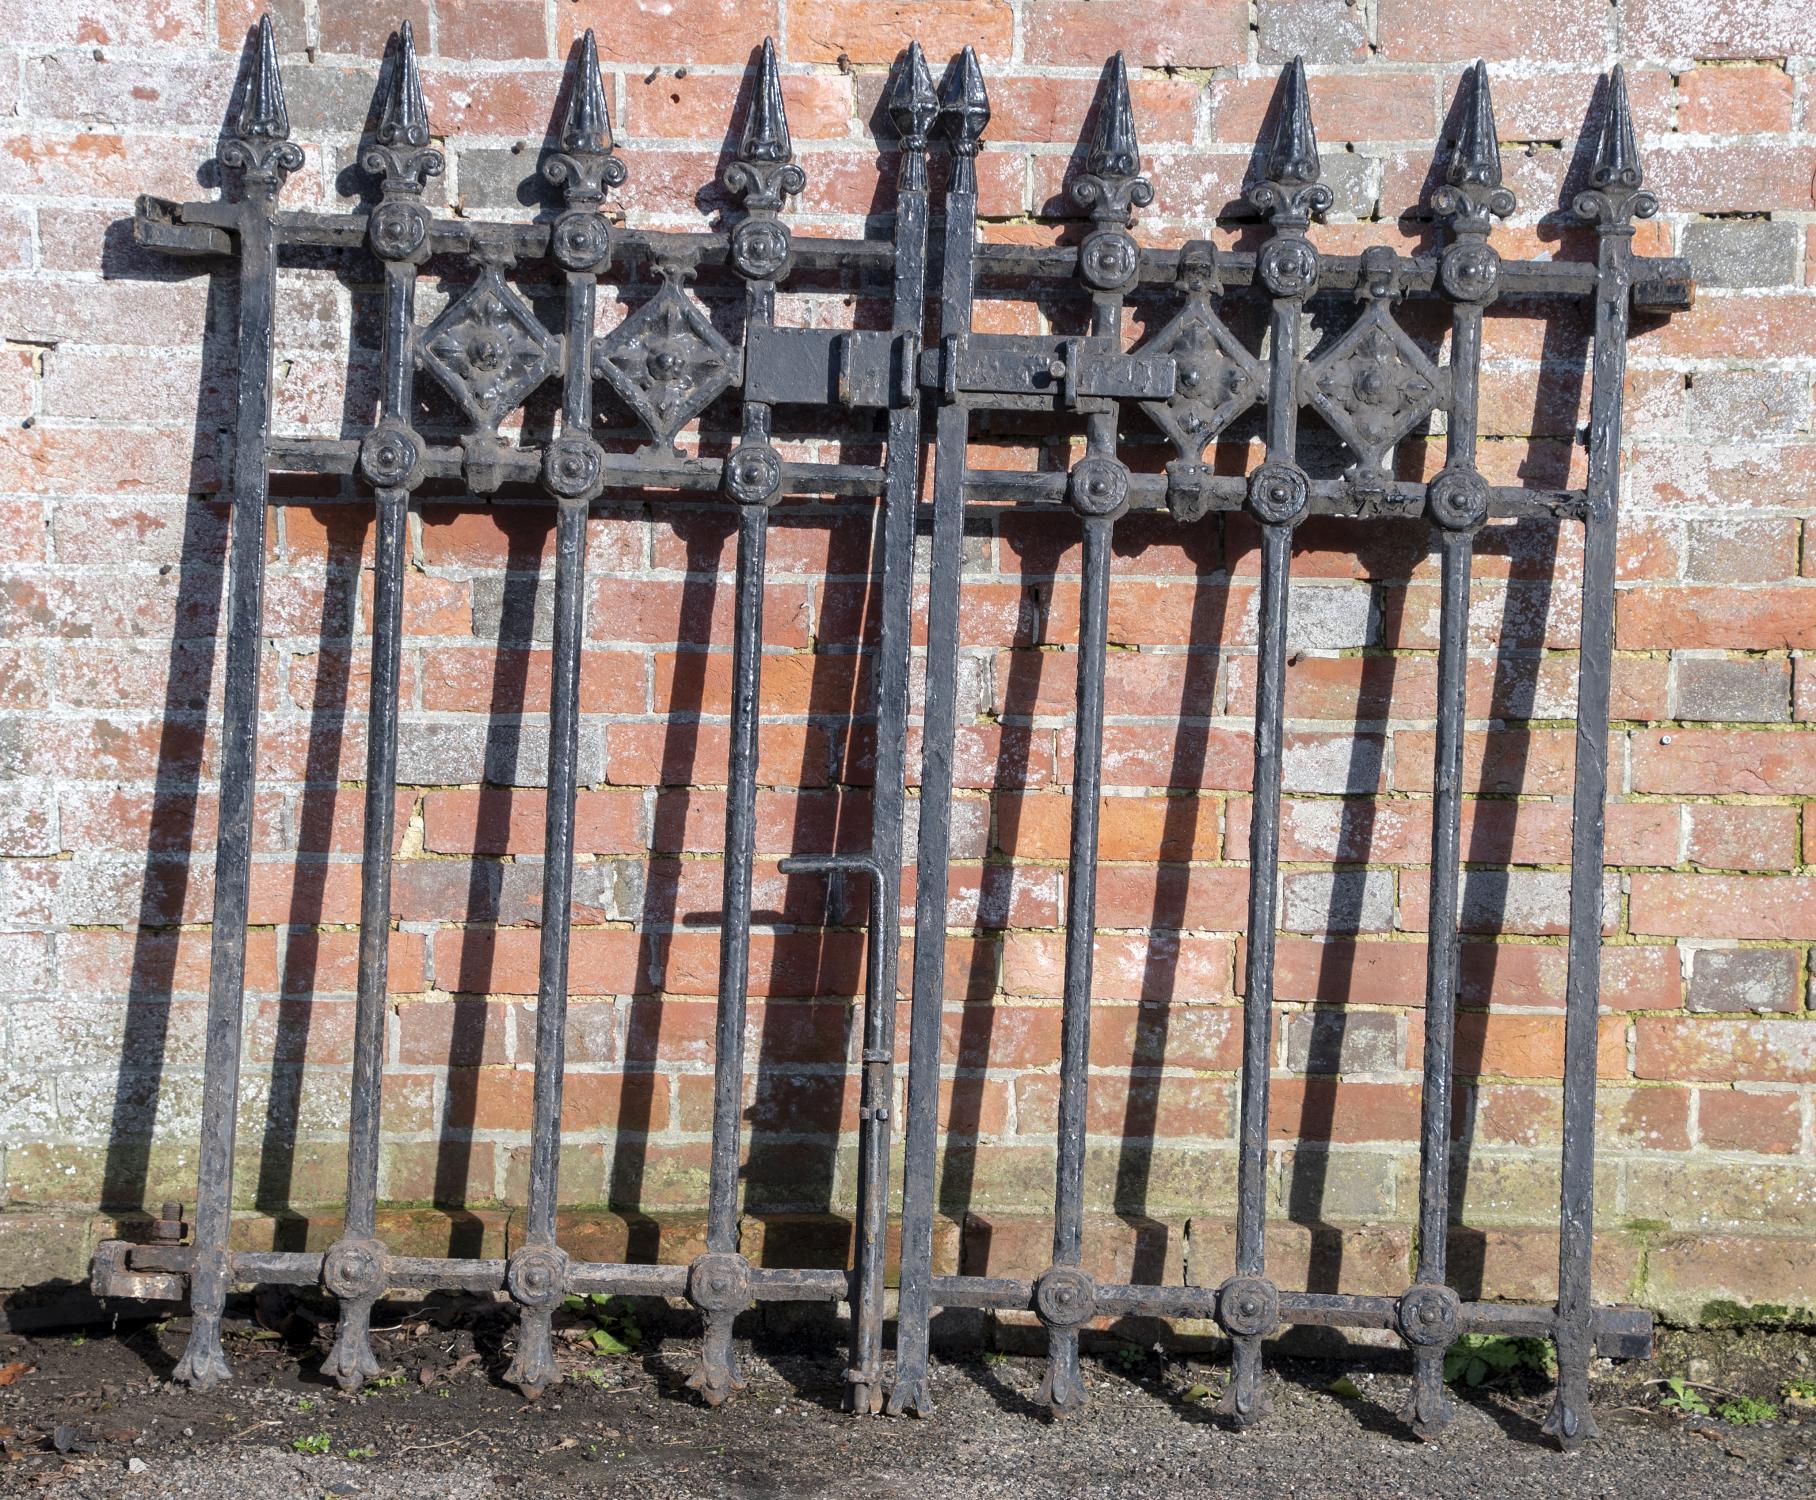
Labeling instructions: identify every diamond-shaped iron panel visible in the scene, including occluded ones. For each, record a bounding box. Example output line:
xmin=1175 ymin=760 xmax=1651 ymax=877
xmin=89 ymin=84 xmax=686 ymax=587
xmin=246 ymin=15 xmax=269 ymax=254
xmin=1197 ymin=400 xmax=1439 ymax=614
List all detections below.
xmin=419 ymin=267 xmax=559 ymax=432
xmin=1137 ymin=304 xmax=1263 ymax=460
xmin=1305 ymin=303 xmax=1442 ymax=475
xmin=593 ymin=279 xmax=738 ymax=451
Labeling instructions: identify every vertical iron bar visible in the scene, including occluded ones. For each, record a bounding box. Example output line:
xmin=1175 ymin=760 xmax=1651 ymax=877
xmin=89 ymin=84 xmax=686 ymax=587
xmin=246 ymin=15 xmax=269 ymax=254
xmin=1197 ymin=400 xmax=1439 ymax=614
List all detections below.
xmin=173 ymin=16 xmax=299 ymax=1391
xmin=1220 ymin=54 xmax=1328 ymax=1424
xmin=845 ymin=43 xmax=938 ymax=1416
xmin=321 ymin=243 xmax=422 ymax=1387
xmin=1035 ymin=51 xmax=1147 ymax=1419
xmin=888 ymin=45 xmax=989 ymax=1420
xmin=1545 ymin=64 xmax=1653 ymax=1451
xmin=503 ymin=494 xmax=589 ymax=1395
xmin=502 ymin=28 xmax=622 ymax=1397
xmin=1399 ymin=59 xmax=1510 ymax=1438
xmin=686 ymin=36 xmax=804 ymax=1406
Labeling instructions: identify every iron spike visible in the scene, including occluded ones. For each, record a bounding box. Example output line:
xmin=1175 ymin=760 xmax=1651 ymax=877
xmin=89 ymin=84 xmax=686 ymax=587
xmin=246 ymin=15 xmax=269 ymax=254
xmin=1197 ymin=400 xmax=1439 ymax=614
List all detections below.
xmin=1448 ymin=59 xmax=1503 ymax=190
xmin=737 ymin=36 xmax=793 ymax=166
xmin=940 ymin=45 xmax=991 ymax=147
xmin=1085 ymin=52 xmax=1141 ymax=182
xmin=1261 ymin=55 xmax=1320 ymax=189
xmin=236 ymin=13 xmax=291 ymax=143
xmin=560 ymin=29 xmax=613 ymax=157
xmin=377 ymin=20 xmax=432 ymax=149
xmin=887 ymin=40 xmax=939 ymax=146
xmin=1591 ymin=62 xmax=1643 ymax=189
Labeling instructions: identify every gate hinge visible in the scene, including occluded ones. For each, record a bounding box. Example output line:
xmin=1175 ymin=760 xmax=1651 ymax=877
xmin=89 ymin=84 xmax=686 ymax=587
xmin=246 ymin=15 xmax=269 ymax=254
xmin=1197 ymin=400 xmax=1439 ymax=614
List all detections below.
xmin=742 ymin=327 xmax=919 ymax=409
xmin=918 ymin=332 xmax=1175 ymax=409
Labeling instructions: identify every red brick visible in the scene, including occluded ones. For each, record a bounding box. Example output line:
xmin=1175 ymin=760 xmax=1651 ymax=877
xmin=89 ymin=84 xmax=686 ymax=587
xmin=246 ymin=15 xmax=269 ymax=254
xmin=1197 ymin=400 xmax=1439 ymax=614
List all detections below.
xmin=437 ymin=0 xmax=546 ymax=59
xmin=1378 ymin=0 xmax=1608 ymax=62
xmin=1631 ymin=874 xmax=1816 ymax=939
xmin=561 ymin=0 xmax=782 ymax=66
xmin=1023 ymin=1 xmax=1244 ymax=67
xmin=1677 ymin=64 xmax=1794 ymax=134
xmin=1208 ymin=73 xmax=1439 ymax=145
xmin=1628 ymin=0 xmax=1807 ymax=60
xmin=1619 ymin=588 xmax=1816 ymax=650
xmin=1685 ymin=804 xmax=1798 ymax=870
xmin=1632 ymin=729 xmax=1816 ymax=795
xmin=1636 ymin=1017 xmax=1816 ymax=1083
xmin=316 ymin=0 xmax=428 ymax=55
xmin=1645 ymin=144 xmax=1816 ymax=212
xmin=625 ymin=69 xmax=854 ymax=142
xmin=1697 ymin=1089 xmax=1801 ymax=1153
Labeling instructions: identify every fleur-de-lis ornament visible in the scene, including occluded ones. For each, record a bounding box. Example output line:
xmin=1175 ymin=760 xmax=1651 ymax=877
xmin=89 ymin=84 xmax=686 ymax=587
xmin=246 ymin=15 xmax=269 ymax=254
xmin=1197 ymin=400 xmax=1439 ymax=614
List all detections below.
xmin=219 ymin=16 xmax=303 ymax=196
xmin=1573 ymin=65 xmax=1657 ymax=230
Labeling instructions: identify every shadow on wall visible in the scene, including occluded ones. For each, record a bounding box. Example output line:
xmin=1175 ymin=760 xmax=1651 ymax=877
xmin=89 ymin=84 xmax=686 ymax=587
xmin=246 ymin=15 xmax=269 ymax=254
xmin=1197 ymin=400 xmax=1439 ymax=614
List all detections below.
xmin=5 ymin=36 xmax=1665 ymax=1331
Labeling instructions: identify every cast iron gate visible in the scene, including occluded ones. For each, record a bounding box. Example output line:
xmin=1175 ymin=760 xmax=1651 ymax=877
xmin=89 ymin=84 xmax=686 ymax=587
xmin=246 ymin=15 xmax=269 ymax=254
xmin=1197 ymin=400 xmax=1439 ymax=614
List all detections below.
xmin=90 ymin=17 xmax=1695 ymax=1448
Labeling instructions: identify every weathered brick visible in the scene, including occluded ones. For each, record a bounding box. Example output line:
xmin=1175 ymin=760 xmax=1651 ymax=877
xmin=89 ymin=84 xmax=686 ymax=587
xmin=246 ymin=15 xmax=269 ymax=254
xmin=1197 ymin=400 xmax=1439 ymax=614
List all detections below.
xmin=1671 ymin=658 xmax=1792 ymax=722
xmin=1023 ymin=1 xmax=1246 ymax=68
xmin=1377 ymin=0 xmax=1609 ymax=62
xmin=1684 ymin=948 xmax=1801 ymax=1014
xmin=1678 ymin=219 xmax=1800 ymax=291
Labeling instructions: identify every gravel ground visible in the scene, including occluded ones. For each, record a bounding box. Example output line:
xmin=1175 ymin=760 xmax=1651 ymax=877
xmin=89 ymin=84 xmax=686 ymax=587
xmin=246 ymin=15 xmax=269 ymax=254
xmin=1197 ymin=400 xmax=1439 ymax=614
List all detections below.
xmin=0 ymin=1297 xmax=1810 ymax=1498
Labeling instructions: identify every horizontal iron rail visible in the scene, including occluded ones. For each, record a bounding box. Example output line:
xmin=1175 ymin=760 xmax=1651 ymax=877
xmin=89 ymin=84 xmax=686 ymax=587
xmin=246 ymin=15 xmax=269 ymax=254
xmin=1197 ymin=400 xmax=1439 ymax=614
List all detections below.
xmin=260 ymin=441 xmax=1588 ymax=519
xmin=96 ymin=1242 xmax=1653 ymax=1351
xmin=138 ymin=195 xmax=1693 ymax=313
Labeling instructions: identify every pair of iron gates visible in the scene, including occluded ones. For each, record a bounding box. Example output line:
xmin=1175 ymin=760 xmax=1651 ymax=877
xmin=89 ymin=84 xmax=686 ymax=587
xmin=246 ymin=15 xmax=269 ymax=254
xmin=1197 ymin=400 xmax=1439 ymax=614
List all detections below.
xmin=90 ymin=16 xmax=1697 ymax=1448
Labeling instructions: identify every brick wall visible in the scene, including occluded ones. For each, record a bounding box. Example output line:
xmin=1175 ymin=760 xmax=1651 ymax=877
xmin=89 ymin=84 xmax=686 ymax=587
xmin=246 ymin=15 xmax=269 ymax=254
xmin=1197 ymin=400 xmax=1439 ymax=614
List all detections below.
xmin=2 ymin=0 xmax=1814 ymax=1328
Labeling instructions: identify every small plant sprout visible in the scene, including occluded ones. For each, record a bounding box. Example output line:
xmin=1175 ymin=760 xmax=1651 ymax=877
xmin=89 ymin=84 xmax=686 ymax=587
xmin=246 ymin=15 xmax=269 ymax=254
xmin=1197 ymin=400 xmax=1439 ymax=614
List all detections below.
xmin=1442 ymin=1335 xmax=1555 ymax=1387
xmin=1659 ymin=1378 xmax=1710 ymax=1416
xmin=1715 ymin=1396 xmax=1779 ymax=1426
xmin=563 ymin=1293 xmax=643 ymax=1356
xmin=291 ymin=1432 xmax=331 ymax=1455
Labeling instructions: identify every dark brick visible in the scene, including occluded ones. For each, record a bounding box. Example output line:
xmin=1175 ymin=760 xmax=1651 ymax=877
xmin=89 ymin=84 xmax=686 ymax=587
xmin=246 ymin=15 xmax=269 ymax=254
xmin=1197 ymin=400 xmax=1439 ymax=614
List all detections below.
xmin=1686 ymin=948 xmax=1800 ymax=1014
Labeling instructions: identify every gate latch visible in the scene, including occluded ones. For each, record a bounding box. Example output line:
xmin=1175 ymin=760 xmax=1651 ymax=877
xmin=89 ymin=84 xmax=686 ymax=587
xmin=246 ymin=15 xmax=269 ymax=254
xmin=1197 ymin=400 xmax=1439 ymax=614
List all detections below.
xmin=920 ymin=333 xmax=1176 ymax=409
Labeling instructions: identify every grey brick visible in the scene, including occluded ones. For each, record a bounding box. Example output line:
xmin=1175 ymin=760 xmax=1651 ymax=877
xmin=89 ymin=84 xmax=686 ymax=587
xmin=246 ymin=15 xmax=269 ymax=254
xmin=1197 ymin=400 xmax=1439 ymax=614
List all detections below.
xmin=1674 ymin=657 xmax=1790 ymax=723
xmin=1681 ymin=220 xmax=1800 ymax=291
xmin=1283 ymin=869 xmax=1395 ymax=934
xmin=1686 ymin=948 xmax=1799 ymax=1014
xmin=1258 ymin=0 xmax=1370 ymax=64
xmin=1285 ymin=1010 xmax=1402 ymax=1075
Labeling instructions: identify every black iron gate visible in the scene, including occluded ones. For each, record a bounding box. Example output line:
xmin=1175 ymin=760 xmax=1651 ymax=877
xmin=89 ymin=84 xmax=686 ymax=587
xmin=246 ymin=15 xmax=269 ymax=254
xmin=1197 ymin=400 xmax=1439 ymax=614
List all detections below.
xmin=91 ymin=17 xmax=1694 ymax=1449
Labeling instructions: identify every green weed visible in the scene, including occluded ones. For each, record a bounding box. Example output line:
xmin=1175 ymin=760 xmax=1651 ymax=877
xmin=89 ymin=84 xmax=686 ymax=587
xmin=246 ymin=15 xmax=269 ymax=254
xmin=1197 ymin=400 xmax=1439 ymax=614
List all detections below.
xmin=1442 ymin=1335 xmax=1555 ymax=1387
xmin=563 ymin=1294 xmax=643 ymax=1356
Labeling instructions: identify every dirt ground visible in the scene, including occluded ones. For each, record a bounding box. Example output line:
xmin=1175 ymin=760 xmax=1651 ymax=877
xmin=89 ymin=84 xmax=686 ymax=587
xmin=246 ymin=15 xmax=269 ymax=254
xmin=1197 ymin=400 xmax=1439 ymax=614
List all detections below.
xmin=0 ymin=1294 xmax=1811 ymax=1498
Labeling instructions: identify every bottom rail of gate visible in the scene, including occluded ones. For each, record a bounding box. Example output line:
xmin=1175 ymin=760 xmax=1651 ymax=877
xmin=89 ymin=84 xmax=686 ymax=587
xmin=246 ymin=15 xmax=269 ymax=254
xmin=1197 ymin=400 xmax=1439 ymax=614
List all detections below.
xmin=93 ymin=1238 xmax=1654 ymax=1364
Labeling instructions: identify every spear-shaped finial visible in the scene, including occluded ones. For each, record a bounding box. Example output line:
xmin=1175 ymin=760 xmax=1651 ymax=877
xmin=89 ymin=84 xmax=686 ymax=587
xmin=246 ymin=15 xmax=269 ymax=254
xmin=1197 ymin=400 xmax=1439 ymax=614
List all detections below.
xmin=1450 ymin=60 xmax=1502 ymax=190
xmin=1071 ymin=52 xmax=1152 ymax=226
xmin=1432 ymin=60 xmax=1515 ymax=227
xmin=221 ymin=15 xmax=303 ymax=194
xmin=1248 ymin=56 xmax=1330 ymax=225
xmin=543 ymin=27 xmax=626 ymax=234
xmin=1086 ymin=53 xmax=1140 ymax=182
xmin=940 ymin=46 xmax=991 ymax=193
xmin=236 ymin=13 xmax=290 ymax=142
xmin=888 ymin=41 xmax=939 ymax=194
xmin=1262 ymin=56 xmax=1321 ymax=190
xmin=1574 ymin=63 xmax=1656 ymax=228
xmin=888 ymin=40 xmax=939 ymax=149
xmin=721 ymin=37 xmax=804 ymax=214
xmin=738 ymin=36 xmax=792 ymax=165
xmin=560 ymin=28 xmax=613 ymax=157
xmin=377 ymin=20 xmax=431 ymax=149
xmin=1591 ymin=63 xmax=1642 ymax=190
xmin=361 ymin=21 xmax=443 ymax=213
